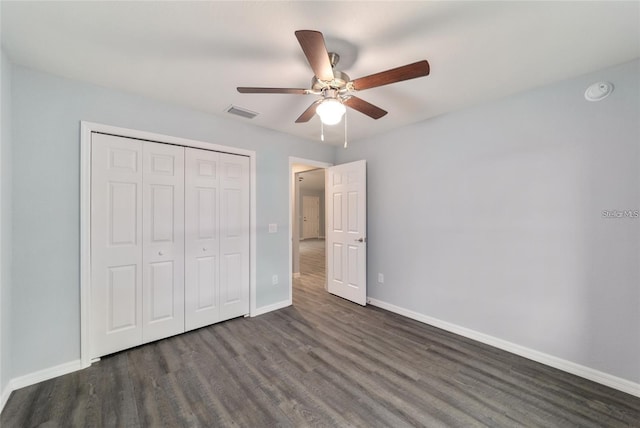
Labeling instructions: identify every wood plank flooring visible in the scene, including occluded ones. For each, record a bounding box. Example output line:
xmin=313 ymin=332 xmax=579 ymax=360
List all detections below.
xmin=2 ymin=238 xmax=639 ymax=427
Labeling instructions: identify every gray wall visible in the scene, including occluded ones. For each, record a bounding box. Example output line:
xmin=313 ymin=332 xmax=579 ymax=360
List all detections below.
xmin=337 ymin=59 xmax=640 ymax=383
xmin=1 ymin=50 xmax=13 ymax=399
xmin=8 ymin=63 xmax=334 ymax=379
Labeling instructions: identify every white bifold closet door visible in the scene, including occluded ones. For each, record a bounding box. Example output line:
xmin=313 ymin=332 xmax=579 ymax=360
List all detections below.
xmin=141 ymin=142 xmax=185 ymax=343
xmin=217 ymin=152 xmax=250 ymax=321
xmin=91 ymin=134 xmax=185 ymax=356
xmin=91 ymin=134 xmax=144 ymax=357
xmin=185 ymin=148 xmax=250 ymax=330
xmin=91 ymin=133 xmax=249 ymax=359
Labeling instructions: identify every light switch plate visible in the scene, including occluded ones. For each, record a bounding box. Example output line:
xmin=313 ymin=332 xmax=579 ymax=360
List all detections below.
xmin=268 ymin=223 xmax=278 ymax=233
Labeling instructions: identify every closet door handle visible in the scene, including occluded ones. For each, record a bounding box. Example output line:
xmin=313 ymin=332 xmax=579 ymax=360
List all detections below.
xmin=158 ymin=251 xmax=164 ymax=256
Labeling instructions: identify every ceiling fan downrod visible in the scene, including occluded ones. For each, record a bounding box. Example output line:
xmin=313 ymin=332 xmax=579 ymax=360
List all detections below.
xmin=328 ymin=52 xmax=340 ymax=68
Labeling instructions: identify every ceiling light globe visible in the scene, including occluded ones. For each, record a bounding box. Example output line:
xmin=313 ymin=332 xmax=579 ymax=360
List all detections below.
xmin=317 ymin=99 xmax=346 ymax=125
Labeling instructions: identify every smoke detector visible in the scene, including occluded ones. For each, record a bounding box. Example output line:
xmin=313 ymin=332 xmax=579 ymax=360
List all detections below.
xmin=584 ymin=81 xmax=614 ymax=102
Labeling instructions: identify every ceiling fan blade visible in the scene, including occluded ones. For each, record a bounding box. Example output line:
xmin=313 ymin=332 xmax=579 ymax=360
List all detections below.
xmin=237 ymin=87 xmax=309 ymax=94
xmin=343 ymin=96 xmax=388 ymax=119
xmin=295 ymin=30 xmax=334 ymax=82
xmin=351 ymin=60 xmax=430 ymax=91
xmin=295 ymin=100 xmax=321 ymax=123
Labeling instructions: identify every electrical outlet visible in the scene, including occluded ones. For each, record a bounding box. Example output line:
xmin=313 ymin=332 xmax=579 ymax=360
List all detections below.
xmin=272 ymin=274 xmax=279 ymax=285
xmin=378 ymin=273 xmax=384 ymax=284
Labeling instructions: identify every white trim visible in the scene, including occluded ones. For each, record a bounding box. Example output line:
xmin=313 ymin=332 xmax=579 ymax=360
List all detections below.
xmin=80 ymin=121 xmax=257 ymax=367
xmin=249 ymin=153 xmax=257 ymax=318
xmin=288 ymin=157 xmax=332 ymax=304
xmin=10 ymin=360 xmax=83 ymax=392
xmin=80 ymin=122 xmax=92 ymax=368
xmin=367 ymin=297 xmax=640 ymax=398
xmin=252 ymin=299 xmax=291 ymax=317
xmin=1 ymin=382 xmax=11 ymax=413
xmin=81 ymin=121 xmax=255 ymax=157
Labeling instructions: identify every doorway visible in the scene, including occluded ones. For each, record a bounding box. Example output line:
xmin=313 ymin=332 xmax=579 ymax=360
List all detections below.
xmin=288 ymin=157 xmax=368 ymax=307
xmin=297 ymin=170 xmax=325 ymax=282
xmin=290 ymin=158 xmax=331 ymax=300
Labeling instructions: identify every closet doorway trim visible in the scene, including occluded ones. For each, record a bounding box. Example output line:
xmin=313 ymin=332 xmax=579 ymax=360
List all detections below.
xmin=80 ymin=121 xmax=257 ymax=369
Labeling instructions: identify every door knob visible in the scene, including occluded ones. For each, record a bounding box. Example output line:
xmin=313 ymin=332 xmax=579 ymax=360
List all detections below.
xmin=203 ymin=247 xmax=207 ymax=252
xmin=355 ymin=237 xmax=365 ymax=243
xmin=158 ymin=251 xmax=164 ymax=256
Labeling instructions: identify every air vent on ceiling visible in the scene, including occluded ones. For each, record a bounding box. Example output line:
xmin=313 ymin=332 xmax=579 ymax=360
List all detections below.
xmin=226 ymin=105 xmax=259 ymax=119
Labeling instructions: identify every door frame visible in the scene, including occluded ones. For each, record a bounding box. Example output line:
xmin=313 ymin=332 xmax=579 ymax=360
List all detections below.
xmin=80 ymin=121 xmax=257 ymax=368
xmin=288 ymin=157 xmax=332 ymax=300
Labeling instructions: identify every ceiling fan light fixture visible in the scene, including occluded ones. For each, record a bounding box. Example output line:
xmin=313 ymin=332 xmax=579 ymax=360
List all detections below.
xmin=316 ymin=98 xmax=346 ymax=125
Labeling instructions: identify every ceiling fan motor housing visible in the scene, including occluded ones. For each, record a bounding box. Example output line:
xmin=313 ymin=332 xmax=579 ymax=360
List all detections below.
xmin=312 ymin=69 xmax=351 ymax=92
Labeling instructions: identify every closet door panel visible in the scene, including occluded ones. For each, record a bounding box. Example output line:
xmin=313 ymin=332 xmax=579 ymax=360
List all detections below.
xmin=91 ymin=133 xmax=143 ymax=358
xmin=185 ymin=148 xmax=221 ymax=330
xmin=142 ymin=142 xmax=185 ymax=343
xmin=219 ymin=153 xmax=250 ymax=321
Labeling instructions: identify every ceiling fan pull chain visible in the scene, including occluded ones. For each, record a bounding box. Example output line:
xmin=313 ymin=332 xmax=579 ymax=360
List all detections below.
xmin=320 ymin=120 xmax=325 ymax=142
xmin=343 ymin=109 xmax=348 ymax=149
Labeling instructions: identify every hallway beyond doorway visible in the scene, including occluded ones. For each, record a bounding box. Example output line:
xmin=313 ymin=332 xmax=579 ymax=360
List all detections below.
xmin=299 ymin=238 xmax=325 ymax=281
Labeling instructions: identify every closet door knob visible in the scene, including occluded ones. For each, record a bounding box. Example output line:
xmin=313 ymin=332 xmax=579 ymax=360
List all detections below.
xmin=158 ymin=251 xmax=164 ymax=256
xmin=203 ymin=247 xmax=207 ymax=252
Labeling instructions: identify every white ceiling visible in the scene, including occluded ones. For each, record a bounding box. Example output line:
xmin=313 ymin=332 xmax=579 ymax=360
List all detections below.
xmin=2 ymin=1 xmax=639 ymax=145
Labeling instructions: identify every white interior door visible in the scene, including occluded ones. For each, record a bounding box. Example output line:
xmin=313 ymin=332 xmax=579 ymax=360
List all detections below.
xmin=326 ymin=160 xmax=367 ymax=306
xmin=219 ymin=153 xmax=250 ymax=321
xmin=91 ymin=133 xmax=143 ymax=357
xmin=184 ymin=148 xmax=221 ymax=330
xmin=141 ymin=142 xmax=185 ymax=343
xmin=302 ymin=195 xmax=320 ymax=239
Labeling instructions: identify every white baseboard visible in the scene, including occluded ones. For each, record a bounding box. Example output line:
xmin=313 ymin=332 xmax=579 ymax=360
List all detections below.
xmin=1 ymin=382 xmax=11 ymax=414
xmin=1 ymin=359 xmax=83 ymax=414
xmin=252 ymin=299 xmax=291 ymax=317
xmin=10 ymin=359 xmax=83 ymax=392
xmin=367 ymin=297 xmax=640 ymax=398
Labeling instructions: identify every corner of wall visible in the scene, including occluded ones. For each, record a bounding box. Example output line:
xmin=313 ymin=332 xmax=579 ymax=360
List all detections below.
xmin=0 ymin=48 xmax=14 ymax=413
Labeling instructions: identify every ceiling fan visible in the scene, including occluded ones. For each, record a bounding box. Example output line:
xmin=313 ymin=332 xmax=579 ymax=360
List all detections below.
xmin=237 ymin=30 xmax=430 ymax=126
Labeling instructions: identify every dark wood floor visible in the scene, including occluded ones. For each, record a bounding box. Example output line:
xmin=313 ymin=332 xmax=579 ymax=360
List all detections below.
xmin=2 ymin=239 xmax=639 ymax=427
